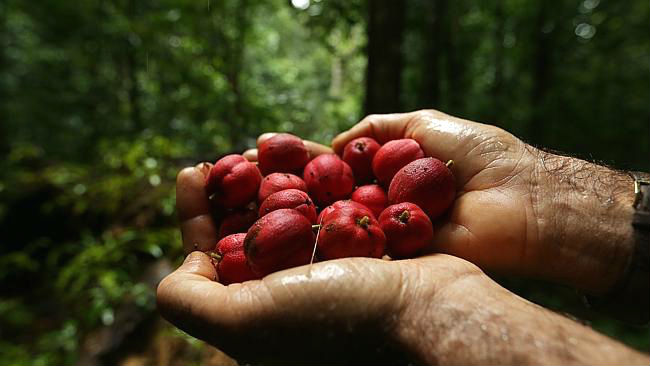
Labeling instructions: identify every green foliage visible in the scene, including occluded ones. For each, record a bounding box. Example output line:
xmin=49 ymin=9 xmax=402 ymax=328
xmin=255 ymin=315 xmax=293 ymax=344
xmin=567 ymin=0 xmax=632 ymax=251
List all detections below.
xmin=0 ymin=0 xmax=647 ymax=364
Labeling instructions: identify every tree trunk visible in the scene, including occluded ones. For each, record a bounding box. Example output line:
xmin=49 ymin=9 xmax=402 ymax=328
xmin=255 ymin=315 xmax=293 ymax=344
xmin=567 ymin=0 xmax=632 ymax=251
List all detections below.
xmin=528 ymin=1 xmax=551 ymax=144
xmin=225 ymin=0 xmax=249 ymax=148
xmin=0 ymin=0 xmax=7 ymax=154
xmin=488 ymin=1 xmax=505 ymax=123
xmin=364 ymin=0 xmax=405 ymax=115
xmin=417 ymin=0 xmax=445 ymax=109
xmin=126 ymin=0 xmax=141 ymax=131
xmin=444 ymin=2 xmax=465 ymax=114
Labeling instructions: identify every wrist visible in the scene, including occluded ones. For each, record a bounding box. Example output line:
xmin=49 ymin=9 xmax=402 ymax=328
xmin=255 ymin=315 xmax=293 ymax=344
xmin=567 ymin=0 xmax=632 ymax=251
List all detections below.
xmin=394 ymin=259 xmax=650 ymax=365
xmin=531 ymin=151 xmax=636 ymax=293
xmin=392 ymin=257 xmax=494 ymax=364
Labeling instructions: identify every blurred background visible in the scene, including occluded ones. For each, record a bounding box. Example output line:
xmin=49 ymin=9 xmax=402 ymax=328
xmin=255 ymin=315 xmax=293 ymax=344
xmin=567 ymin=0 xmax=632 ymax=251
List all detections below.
xmin=0 ymin=0 xmax=648 ymax=364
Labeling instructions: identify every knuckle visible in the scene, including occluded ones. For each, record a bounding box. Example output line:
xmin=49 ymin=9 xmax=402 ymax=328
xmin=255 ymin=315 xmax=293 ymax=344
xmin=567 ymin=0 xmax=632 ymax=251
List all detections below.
xmin=414 ymin=109 xmax=435 ymax=121
xmin=361 ymin=114 xmax=380 ymax=126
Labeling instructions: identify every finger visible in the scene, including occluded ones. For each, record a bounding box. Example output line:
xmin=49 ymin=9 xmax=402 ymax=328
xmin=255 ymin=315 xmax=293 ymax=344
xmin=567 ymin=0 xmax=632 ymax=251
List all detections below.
xmin=304 ymin=140 xmax=333 ymax=158
xmin=331 ymin=112 xmax=423 ymax=155
xmin=257 ymin=132 xmax=333 ymax=159
xmin=177 ymin=164 xmax=219 ymax=254
xmin=242 ymin=148 xmax=258 ymax=162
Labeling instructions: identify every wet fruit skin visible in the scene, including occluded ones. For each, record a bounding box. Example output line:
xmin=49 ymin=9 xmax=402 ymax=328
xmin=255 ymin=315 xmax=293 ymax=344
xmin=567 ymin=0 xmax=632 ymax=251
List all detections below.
xmin=388 ymin=157 xmax=456 ymax=220
xmin=317 ymin=199 xmax=375 ymax=224
xmin=342 ymin=137 xmax=381 ymax=184
xmin=258 ymin=173 xmax=307 ymax=204
xmin=257 ymin=133 xmax=310 ymax=175
xmin=258 ymin=189 xmax=318 ymax=224
xmin=318 ymin=206 xmax=386 ymax=260
xmin=244 ymin=209 xmax=315 ymax=276
xmin=351 ymin=184 xmax=388 ymax=218
xmin=372 ymin=139 xmax=425 ymax=186
xmin=303 ymin=154 xmax=355 ymax=207
xmin=378 ymin=202 xmax=434 ymax=259
xmin=212 ymin=233 xmax=260 ymax=285
xmin=205 ymin=154 xmax=262 ymax=209
xmin=218 ymin=204 xmax=259 ymax=239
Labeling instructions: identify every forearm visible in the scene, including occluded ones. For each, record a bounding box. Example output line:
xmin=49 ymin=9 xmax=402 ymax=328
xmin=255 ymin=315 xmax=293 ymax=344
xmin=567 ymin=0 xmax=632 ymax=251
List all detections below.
xmin=531 ymin=151 xmax=637 ymax=294
xmin=396 ymin=273 xmax=649 ymax=365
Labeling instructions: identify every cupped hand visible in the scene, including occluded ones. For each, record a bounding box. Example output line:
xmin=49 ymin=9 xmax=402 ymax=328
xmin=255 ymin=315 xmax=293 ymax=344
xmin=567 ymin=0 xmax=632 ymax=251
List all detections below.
xmin=333 ymin=110 xmax=548 ymax=280
xmin=157 ymin=250 xmax=480 ymax=364
xmin=333 ymin=110 xmax=638 ymax=294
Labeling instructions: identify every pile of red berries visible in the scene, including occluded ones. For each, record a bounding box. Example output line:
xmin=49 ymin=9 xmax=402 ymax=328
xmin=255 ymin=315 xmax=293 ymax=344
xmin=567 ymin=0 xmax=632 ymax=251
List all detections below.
xmin=204 ymin=133 xmax=455 ymax=284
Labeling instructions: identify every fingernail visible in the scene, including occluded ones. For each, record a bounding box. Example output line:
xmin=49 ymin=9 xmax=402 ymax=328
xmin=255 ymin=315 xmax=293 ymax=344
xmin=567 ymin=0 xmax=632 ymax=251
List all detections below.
xmin=183 ymin=251 xmax=206 ymax=265
xmin=195 ymin=162 xmax=212 ymax=176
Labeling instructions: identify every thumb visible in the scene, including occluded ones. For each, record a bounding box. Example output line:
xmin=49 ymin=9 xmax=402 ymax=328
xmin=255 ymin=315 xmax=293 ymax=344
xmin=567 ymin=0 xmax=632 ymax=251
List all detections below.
xmin=331 ymin=112 xmax=422 ymax=155
xmin=156 ymin=251 xmax=224 ymax=331
xmin=176 ymin=251 xmax=218 ymax=281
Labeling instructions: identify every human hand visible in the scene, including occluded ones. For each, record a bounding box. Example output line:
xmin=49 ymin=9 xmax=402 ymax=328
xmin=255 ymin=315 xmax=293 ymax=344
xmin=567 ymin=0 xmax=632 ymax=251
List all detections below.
xmin=332 ymin=110 xmax=636 ymax=294
xmin=157 ymin=251 xmax=648 ymax=365
xmin=161 ymin=125 xmax=647 ymax=365
xmin=158 ymin=249 xmax=484 ymax=364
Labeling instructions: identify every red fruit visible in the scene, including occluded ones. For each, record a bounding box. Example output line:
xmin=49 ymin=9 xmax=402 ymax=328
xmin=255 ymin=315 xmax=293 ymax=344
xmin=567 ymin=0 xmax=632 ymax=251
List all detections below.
xmin=257 ymin=133 xmax=310 ymax=175
xmin=342 ymin=137 xmax=381 ymax=184
xmin=388 ymin=158 xmax=456 ymax=220
xmin=218 ymin=204 xmax=258 ymax=239
xmin=258 ymin=173 xmax=307 ymax=204
xmin=317 ymin=199 xmax=374 ymax=223
xmin=244 ymin=209 xmax=315 ymax=276
xmin=211 ymin=233 xmax=260 ymax=285
xmin=318 ymin=206 xmax=385 ymax=260
xmin=303 ymin=154 xmax=355 ymax=207
xmin=372 ymin=139 xmax=425 ymax=186
xmin=205 ymin=154 xmax=262 ymax=208
xmin=350 ymin=184 xmax=388 ymax=218
xmin=258 ymin=189 xmax=318 ymax=224
xmin=378 ymin=202 xmax=433 ymax=259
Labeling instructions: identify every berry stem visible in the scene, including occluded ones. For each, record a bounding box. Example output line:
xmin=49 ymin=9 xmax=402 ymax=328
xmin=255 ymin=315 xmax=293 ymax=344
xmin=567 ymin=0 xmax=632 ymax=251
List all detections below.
xmin=312 ymin=224 xmax=321 ymax=230
xmin=358 ymin=215 xmax=370 ymax=229
xmin=208 ymin=252 xmax=222 ymax=262
xmin=399 ymin=210 xmax=410 ymax=223
xmin=445 ymin=159 xmax=454 ymax=168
